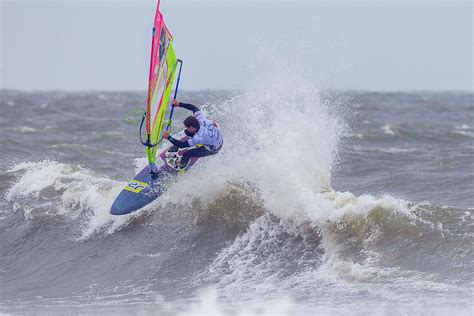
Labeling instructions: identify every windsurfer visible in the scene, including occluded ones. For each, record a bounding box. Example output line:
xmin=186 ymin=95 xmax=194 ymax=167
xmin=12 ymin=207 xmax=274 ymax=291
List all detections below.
xmin=162 ymin=99 xmax=223 ymax=168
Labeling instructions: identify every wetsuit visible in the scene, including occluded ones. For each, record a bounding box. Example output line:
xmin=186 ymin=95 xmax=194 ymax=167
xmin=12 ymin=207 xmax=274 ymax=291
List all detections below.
xmin=167 ymin=103 xmax=223 ymax=165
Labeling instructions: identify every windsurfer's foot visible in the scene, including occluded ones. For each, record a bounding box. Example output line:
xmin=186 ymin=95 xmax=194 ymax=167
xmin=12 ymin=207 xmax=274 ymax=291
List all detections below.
xmin=178 ymin=160 xmax=188 ymax=169
xmin=173 ymin=158 xmax=186 ymax=169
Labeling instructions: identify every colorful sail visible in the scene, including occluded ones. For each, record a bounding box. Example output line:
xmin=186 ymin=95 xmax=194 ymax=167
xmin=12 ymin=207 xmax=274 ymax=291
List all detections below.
xmin=145 ymin=0 xmax=178 ymax=163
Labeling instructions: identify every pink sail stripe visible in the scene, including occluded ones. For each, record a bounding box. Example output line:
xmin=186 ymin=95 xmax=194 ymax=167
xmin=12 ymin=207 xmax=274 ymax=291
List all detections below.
xmin=145 ymin=0 xmax=172 ymax=135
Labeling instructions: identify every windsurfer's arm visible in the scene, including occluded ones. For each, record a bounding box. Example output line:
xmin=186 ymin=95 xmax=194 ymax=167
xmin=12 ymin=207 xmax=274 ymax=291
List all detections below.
xmin=167 ymin=136 xmax=191 ymax=148
xmin=162 ymin=131 xmax=191 ymax=148
xmin=172 ymin=100 xmax=200 ymax=113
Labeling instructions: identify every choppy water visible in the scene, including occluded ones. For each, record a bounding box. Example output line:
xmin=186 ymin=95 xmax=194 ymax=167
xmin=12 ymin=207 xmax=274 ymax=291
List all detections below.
xmin=0 ymin=82 xmax=473 ymax=315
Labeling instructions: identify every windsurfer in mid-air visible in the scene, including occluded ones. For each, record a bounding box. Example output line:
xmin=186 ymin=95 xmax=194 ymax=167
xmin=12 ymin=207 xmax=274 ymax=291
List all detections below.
xmin=162 ymin=99 xmax=223 ymax=168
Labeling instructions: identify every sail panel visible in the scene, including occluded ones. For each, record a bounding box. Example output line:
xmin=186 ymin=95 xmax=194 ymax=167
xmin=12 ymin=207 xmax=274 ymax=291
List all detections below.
xmin=145 ymin=1 xmax=178 ymax=159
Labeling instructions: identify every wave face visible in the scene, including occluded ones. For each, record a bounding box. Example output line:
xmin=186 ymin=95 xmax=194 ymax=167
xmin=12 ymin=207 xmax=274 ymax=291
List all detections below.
xmin=0 ymin=85 xmax=473 ymax=315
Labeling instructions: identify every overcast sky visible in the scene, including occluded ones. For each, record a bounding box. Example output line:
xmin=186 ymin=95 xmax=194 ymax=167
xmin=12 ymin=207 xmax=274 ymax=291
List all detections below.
xmin=1 ymin=0 xmax=472 ymax=91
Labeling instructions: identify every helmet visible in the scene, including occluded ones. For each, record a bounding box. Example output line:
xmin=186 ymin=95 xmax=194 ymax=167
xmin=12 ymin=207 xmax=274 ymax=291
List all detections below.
xmin=183 ymin=116 xmax=199 ymax=130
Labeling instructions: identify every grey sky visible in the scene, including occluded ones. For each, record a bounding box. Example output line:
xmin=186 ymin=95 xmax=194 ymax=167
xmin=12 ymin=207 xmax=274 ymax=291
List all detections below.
xmin=1 ymin=0 xmax=472 ymax=91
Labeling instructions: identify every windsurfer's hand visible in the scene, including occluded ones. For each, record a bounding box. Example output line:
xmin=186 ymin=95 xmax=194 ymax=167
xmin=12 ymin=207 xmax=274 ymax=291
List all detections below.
xmin=172 ymin=99 xmax=180 ymax=107
xmin=162 ymin=131 xmax=170 ymax=139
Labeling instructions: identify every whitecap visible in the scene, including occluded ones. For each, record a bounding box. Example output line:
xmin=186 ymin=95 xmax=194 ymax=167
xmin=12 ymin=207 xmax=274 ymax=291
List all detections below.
xmin=381 ymin=124 xmax=396 ymax=135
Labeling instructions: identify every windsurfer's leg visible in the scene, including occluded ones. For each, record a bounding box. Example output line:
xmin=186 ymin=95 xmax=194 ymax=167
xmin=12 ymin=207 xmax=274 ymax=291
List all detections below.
xmin=181 ymin=147 xmax=215 ymax=165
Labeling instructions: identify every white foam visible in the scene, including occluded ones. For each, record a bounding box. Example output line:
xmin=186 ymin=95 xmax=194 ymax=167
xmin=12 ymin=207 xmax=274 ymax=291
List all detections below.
xmin=12 ymin=126 xmax=38 ymax=133
xmin=132 ymin=157 xmax=149 ymax=174
xmin=177 ymin=288 xmax=294 ymax=316
xmin=453 ymin=130 xmax=474 ymax=138
xmin=155 ymin=72 xmax=346 ymax=226
xmin=381 ymin=124 xmax=396 ymax=135
xmin=5 ymin=160 xmax=132 ymax=239
xmin=455 ymin=124 xmax=471 ymax=130
xmin=380 ymin=147 xmax=417 ymax=153
xmin=202 ymin=191 xmax=472 ymax=311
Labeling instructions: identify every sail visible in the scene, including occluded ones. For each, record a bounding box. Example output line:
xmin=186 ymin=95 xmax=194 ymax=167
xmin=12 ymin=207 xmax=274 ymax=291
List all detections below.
xmin=145 ymin=0 xmax=178 ymax=162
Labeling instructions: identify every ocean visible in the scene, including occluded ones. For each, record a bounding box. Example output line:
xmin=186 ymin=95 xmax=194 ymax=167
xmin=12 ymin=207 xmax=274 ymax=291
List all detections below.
xmin=0 ymin=82 xmax=473 ymax=315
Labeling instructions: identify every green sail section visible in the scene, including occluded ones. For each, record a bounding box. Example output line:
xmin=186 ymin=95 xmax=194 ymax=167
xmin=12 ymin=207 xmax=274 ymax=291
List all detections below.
xmin=146 ymin=42 xmax=178 ymax=163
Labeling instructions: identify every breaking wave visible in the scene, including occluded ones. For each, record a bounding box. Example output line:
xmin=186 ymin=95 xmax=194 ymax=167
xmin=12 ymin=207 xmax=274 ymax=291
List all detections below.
xmin=1 ymin=77 xmax=473 ymax=315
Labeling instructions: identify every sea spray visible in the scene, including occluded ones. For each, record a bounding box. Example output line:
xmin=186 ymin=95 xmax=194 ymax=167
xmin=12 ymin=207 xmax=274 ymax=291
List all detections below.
xmin=162 ymin=73 xmax=346 ymax=226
